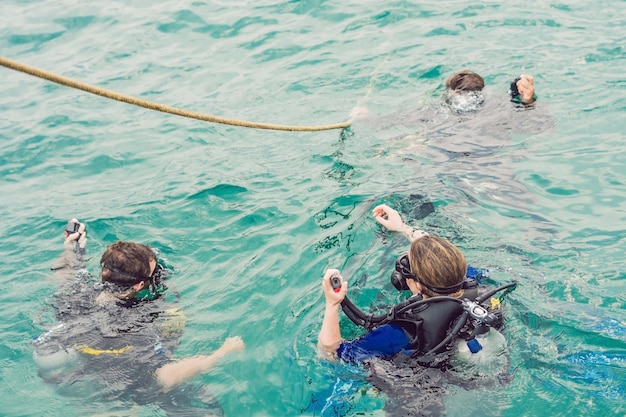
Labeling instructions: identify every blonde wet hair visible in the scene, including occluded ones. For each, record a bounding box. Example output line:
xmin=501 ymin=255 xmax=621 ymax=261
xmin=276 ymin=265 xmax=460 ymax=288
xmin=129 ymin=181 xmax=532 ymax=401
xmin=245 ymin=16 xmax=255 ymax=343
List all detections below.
xmin=408 ymin=235 xmax=467 ymax=298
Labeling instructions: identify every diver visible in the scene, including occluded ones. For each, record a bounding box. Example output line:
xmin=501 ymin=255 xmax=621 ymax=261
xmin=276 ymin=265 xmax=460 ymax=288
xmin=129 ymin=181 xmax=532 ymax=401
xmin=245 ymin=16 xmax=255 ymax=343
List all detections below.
xmin=442 ymin=69 xmax=536 ymax=112
xmin=32 ymin=218 xmax=245 ymax=415
xmin=349 ymin=68 xmax=541 ymax=123
xmin=346 ymin=67 xmax=556 ymax=245
xmin=317 ymin=204 xmax=516 ymax=415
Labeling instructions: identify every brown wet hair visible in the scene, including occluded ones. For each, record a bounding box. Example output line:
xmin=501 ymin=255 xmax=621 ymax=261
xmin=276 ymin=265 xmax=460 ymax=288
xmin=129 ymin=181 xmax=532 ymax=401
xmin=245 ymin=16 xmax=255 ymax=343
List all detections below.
xmin=100 ymin=241 xmax=155 ymax=286
xmin=445 ymin=69 xmax=485 ymax=92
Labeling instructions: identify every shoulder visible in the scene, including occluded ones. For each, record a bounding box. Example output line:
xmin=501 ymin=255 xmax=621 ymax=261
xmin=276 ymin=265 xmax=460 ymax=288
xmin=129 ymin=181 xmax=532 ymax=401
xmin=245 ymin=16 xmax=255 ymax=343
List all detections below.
xmin=337 ymin=324 xmax=411 ymax=362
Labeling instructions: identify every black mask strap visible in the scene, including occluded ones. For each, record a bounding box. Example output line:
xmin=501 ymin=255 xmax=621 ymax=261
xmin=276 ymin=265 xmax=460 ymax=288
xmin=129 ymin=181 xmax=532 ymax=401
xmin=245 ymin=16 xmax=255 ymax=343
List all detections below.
xmin=393 ymin=252 xmax=463 ymax=294
xmin=101 ymin=263 xmax=150 ymax=286
xmin=417 ymin=279 xmax=464 ymax=295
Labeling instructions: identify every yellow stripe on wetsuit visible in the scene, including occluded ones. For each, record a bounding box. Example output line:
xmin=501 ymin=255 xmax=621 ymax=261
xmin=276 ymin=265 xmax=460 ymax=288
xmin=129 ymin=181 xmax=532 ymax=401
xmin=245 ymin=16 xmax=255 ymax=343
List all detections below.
xmin=73 ymin=344 xmax=132 ymax=355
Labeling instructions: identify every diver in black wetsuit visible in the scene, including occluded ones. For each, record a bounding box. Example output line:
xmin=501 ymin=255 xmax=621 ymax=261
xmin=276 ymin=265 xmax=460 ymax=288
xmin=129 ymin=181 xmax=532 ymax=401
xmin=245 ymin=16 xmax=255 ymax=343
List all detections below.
xmin=318 ymin=205 xmax=515 ymax=416
xmin=33 ymin=218 xmax=245 ymax=416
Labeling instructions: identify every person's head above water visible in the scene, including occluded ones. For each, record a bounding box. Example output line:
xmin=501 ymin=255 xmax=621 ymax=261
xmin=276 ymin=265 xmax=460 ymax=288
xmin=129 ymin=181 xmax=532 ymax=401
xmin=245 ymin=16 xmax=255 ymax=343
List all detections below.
xmin=100 ymin=241 xmax=157 ymax=287
xmin=445 ymin=69 xmax=485 ymax=92
xmin=443 ymin=70 xmax=486 ymax=113
xmin=407 ymin=234 xmax=467 ymax=298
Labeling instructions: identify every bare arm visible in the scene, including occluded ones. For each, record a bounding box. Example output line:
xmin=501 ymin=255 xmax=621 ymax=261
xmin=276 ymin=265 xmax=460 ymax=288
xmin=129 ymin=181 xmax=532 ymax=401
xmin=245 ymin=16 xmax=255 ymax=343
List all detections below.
xmin=372 ymin=204 xmax=428 ymax=242
xmin=155 ymin=336 xmax=244 ymax=391
xmin=318 ymin=269 xmax=348 ymax=359
xmin=50 ymin=219 xmax=87 ymax=281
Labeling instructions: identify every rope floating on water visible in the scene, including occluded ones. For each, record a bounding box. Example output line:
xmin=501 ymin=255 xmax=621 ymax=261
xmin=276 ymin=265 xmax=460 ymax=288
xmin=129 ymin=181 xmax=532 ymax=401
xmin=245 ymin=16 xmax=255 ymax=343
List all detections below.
xmin=0 ymin=56 xmax=351 ymax=132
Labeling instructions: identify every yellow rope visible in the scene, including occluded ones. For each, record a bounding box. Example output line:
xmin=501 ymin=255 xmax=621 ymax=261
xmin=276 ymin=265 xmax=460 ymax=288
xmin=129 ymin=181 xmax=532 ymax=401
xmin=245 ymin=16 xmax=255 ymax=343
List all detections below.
xmin=0 ymin=56 xmax=352 ymax=132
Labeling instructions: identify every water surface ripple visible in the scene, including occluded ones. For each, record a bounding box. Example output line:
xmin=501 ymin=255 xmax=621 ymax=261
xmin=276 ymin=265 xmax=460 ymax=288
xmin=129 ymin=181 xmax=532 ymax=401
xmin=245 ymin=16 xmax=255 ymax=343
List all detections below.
xmin=1 ymin=1 xmax=625 ymax=416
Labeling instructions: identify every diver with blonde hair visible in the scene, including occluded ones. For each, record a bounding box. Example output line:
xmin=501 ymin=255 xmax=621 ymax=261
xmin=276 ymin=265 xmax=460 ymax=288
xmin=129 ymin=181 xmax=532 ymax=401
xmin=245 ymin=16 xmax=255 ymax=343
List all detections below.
xmin=317 ymin=204 xmax=515 ymax=415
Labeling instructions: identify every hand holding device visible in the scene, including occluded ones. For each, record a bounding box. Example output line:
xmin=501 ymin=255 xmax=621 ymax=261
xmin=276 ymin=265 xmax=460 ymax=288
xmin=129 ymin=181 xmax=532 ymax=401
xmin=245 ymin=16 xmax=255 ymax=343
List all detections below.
xmin=65 ymin=220 xmax=80 ymax=237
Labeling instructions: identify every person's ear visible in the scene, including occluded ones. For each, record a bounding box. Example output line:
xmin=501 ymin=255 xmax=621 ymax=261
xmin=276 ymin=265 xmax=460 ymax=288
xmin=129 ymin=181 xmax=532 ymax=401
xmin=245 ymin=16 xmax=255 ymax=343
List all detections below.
xmin=407 ymin=278 xmax=422 ymax=294
xmin=132 ymin=281 xmax=145 ymax=291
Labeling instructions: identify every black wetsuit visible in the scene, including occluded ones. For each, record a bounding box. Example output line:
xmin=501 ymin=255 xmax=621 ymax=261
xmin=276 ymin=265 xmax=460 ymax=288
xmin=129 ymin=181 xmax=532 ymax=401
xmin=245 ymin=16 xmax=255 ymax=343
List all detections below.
xmin=33 ymin=270 xmax=222 ymax=416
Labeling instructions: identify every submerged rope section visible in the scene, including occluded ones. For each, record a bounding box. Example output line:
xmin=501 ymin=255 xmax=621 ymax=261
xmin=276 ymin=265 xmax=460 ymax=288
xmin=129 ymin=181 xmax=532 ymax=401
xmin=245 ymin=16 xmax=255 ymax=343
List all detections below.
xmin=0 ymin=56 xmax=351 ymax=132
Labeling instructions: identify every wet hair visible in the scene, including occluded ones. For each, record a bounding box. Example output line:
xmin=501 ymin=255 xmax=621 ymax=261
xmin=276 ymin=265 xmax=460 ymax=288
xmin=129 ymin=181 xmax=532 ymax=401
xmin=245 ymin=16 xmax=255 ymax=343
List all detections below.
xmin=408 ymin=235 xmax=467 ymax=298
xmin=100 ymin=241 xmax=155 ymax=287
xmin=445 ymin=70 xmax=485 ymax=92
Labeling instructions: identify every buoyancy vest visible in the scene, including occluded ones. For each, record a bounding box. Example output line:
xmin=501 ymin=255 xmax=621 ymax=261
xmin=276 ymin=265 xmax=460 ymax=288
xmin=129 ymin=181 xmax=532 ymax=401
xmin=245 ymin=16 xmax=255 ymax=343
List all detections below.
xmin=341 ymin=280 xmax=515 ymax=359
xmin=391 ymin=287 xmax=482 ymax=355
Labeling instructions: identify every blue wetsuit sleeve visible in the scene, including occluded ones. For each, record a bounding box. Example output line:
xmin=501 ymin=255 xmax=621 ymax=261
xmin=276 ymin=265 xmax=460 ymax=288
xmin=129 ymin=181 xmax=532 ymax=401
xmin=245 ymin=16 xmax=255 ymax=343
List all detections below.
xmin=337 ymin=323 xmax=412 ymax=363
xmin=466 ymin=265 xmax=488 ymax=281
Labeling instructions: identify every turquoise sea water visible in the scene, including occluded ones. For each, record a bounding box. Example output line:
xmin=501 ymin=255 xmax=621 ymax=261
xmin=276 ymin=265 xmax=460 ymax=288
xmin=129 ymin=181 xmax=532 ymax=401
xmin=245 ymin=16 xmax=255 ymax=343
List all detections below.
xmin=1 ymin=0 xmax=625 ymax=416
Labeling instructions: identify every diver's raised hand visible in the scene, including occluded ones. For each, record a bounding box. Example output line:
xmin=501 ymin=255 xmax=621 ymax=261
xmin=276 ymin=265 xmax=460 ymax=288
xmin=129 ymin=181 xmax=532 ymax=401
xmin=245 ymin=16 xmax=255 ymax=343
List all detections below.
xmin=372 ymin=204 xmax=406 ymax=232
xmin=322 ymin=269 xmax=347 ymax=305
xmin=52 ymin=218 xmax=87 ymax=273
xmin=64 ymin=218 xmax=87 ymax=250
xmin=220 ymin=336 xmax=245 ymax=354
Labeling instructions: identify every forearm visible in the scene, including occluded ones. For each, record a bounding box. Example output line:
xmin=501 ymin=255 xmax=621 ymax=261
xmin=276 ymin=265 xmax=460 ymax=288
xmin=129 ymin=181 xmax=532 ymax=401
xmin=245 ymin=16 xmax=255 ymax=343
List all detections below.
xmin=373 ymin=205 xmax=427 ymax=242
xmin=318 ymin=303 xmax=342 ymax=358
xmin=51 ymin=241 xmax=86 ymax=279
xmin=398 ymin=223 xmax=428 ymax=243
xmin=156 ymin=348 xmax=229 ymax=391
xmin=51 ymin=220 xmax=87 ymax=279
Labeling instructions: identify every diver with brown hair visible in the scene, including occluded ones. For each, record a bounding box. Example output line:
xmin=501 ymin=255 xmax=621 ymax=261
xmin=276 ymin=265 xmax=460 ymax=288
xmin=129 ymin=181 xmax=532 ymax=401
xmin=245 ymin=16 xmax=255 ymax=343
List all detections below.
xmin=442 ymin=69 xmax=536 ymax=113
xmin=33 ymin=218 xmax=244 ymax=415
xmin=349 ymin=68 xmax=539 ymax=123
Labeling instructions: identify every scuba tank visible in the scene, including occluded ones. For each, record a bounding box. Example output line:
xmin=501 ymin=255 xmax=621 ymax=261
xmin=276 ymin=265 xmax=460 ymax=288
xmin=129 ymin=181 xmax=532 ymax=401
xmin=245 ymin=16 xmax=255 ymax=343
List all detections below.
xmin=454 ymin=327 xmax=508 ymax=372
